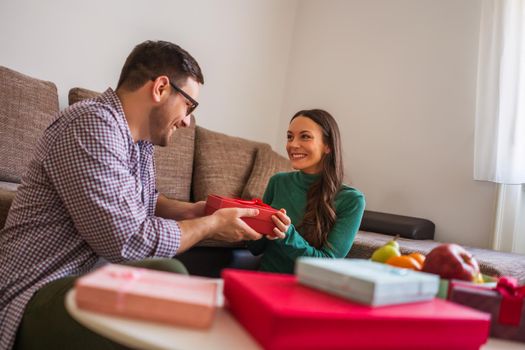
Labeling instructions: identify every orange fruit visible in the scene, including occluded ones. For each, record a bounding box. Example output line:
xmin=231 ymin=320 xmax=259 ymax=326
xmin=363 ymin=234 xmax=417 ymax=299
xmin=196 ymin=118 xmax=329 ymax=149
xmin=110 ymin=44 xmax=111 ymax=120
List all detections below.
xmin=408 ymin=252 xmax=426 ymax=266
xmin=386 ymin=255 xmax=423 ymax=271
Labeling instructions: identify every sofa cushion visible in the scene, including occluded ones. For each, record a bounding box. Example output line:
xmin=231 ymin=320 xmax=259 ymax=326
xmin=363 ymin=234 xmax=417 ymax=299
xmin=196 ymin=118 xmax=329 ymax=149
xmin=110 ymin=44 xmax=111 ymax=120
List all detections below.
xmin=68 ymin=87 xmax=195 ymax=201
xmin=192 ymin=126 xmax=263 ymax=201
xmin=0 ymin=66 xmax=59 ymax=183
xmin=68 ymin=87 xmax=100 ymax=105
xmin=241 ymin=144 xmax=293 ymax=200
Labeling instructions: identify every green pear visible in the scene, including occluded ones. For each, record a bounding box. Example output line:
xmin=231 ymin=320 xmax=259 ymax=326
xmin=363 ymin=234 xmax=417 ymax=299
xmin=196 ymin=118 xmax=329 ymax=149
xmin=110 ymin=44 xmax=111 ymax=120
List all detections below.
xmin=371 ymin=238 xmax=401 ymax=263
xmin=385 ymin=235 xmax=400 ymax=250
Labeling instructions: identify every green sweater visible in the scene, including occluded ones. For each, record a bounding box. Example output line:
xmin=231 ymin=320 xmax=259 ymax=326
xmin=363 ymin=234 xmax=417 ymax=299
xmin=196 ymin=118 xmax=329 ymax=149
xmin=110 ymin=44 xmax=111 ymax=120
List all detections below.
xmin=247 ymin=171 xmax=365 ymax=274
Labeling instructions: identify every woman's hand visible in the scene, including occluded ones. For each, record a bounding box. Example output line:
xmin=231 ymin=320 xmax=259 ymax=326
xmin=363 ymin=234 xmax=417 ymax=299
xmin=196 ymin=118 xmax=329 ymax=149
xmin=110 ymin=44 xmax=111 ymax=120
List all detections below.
xmin=268 ymin=209 xmax=290 ymax=240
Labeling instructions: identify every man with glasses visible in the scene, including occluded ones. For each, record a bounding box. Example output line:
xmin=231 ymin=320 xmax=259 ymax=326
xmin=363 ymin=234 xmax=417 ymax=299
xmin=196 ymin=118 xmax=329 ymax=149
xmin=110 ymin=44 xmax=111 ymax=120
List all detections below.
xmin=0 ymin=40 xmax=277 ymax=350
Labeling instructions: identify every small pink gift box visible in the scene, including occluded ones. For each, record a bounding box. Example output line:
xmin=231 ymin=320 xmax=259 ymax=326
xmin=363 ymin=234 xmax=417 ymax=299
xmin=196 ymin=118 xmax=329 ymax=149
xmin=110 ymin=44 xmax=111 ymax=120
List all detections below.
xmin=75 ymin=264 xmax=218 ymax=329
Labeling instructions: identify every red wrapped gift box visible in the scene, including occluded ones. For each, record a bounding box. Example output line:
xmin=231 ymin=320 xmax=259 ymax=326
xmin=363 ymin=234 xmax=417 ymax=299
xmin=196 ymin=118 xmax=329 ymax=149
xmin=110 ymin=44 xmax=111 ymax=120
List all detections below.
xmin=222 ymin=269 xmax=490 ymax=350
xmin=449 ymin=277 xmax=525 ymax=343
xmin=205 ymin=194 xmax=278 ymax=235
xmin=75 ymin=264 xmax=218 ymax=328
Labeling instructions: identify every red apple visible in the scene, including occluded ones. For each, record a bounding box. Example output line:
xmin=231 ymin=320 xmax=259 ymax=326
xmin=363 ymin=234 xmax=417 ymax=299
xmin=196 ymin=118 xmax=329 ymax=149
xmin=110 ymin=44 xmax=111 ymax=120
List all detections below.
xmin=422 ymin=243 xmax=480 ymax=281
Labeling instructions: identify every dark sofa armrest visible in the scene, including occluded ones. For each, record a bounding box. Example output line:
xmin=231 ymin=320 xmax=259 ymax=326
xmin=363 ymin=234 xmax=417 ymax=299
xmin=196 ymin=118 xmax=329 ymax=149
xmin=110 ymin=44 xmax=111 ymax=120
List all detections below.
xmin=359 ymin=210 xmax=435 ymax=240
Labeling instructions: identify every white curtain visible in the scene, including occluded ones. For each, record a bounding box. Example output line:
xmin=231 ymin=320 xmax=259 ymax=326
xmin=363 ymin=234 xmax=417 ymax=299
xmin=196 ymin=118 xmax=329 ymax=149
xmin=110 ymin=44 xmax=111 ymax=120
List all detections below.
xmin=474 ymin=0 xmax=525 ymax=184
xmin=475 ymin=0 xmax=525 ymax=254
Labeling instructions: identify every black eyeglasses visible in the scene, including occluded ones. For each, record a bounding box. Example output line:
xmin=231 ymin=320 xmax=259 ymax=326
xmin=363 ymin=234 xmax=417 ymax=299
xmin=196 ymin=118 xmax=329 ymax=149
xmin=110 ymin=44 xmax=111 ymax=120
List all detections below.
xmin=151 ymin=78 xmax=198 ymax=116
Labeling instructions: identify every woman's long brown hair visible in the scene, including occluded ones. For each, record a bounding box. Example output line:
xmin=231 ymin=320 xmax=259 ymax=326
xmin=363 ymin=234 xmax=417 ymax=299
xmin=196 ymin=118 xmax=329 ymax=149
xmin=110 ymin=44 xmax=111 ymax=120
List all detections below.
xmin=292 ymin=109 xmax=343 ymax=249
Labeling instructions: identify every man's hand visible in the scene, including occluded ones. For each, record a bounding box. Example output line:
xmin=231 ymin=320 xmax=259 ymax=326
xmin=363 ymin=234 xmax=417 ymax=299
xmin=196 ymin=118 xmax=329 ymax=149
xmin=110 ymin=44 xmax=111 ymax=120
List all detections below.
xmin=177 ymin=207 xmax=263 ymax=253
xmin=210 ymin=207 xmax=263 ymax=242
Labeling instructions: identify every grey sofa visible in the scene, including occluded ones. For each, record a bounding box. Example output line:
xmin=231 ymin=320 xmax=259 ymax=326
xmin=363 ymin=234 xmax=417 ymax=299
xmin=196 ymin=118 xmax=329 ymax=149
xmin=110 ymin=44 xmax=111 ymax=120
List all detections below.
xmin=1 ymin=65 xmax=524 ymax=284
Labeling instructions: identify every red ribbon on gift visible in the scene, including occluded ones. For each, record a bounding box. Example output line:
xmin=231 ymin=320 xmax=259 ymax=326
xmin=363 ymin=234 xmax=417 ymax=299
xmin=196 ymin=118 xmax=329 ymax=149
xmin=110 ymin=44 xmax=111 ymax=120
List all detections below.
xmin=494 ymin=276 xmax=525 ymax=326
xmin=233 ymin=197 xmax=274 ymax=210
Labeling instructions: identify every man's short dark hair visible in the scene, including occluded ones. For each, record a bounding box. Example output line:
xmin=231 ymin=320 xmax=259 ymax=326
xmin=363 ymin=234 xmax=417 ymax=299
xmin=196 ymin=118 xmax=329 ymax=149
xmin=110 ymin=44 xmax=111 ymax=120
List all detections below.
xmin=117 ymin=40 xmax=204 ymax=91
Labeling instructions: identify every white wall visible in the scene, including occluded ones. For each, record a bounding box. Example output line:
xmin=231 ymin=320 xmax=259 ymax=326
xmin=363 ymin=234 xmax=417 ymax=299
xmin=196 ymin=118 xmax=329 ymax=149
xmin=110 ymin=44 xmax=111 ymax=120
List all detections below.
xmin=0 ymin=0 xmax=297 ymax=145
xmin=0 ymin=0 xmax=498 ymax=248
xmin=278 ymin=0 xmax=497 ymax=248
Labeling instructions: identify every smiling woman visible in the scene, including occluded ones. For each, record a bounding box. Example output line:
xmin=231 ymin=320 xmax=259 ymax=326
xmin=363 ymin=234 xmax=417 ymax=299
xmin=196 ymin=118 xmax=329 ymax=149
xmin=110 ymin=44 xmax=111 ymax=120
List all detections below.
xmin=247 ymin=109 xmax=366 ymax=274
xmin=286 ymin=115 xmax=331 ymax=174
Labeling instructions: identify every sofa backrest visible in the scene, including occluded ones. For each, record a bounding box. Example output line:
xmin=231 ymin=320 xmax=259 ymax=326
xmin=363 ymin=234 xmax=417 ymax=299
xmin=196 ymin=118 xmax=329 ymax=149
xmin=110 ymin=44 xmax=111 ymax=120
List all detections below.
xmin=191 ymin=126 xmax=262 ymax=201
xmin=241 ymin=143 xmax=293 ymax=200
xmin=192 ymin=126 xmax=292 ymax=202
xmin=68 ymin=87 xmax=100 ymax=105
xmin=0 ymin=66 xmax=59 ymax=183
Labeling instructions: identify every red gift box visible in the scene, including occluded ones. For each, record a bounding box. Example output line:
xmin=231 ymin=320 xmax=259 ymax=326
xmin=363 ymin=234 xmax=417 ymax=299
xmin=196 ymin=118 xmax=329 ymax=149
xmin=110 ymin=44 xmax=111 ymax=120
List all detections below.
xmin=222 ymin=269 xmax=490 ymax=350
xmin=449 ymin=276 xmax=525 ymax=343
xmin=205 ymin=194 xmax=278 ymax=235
xmin=75 ymin=264 xmax=218 ymax=328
